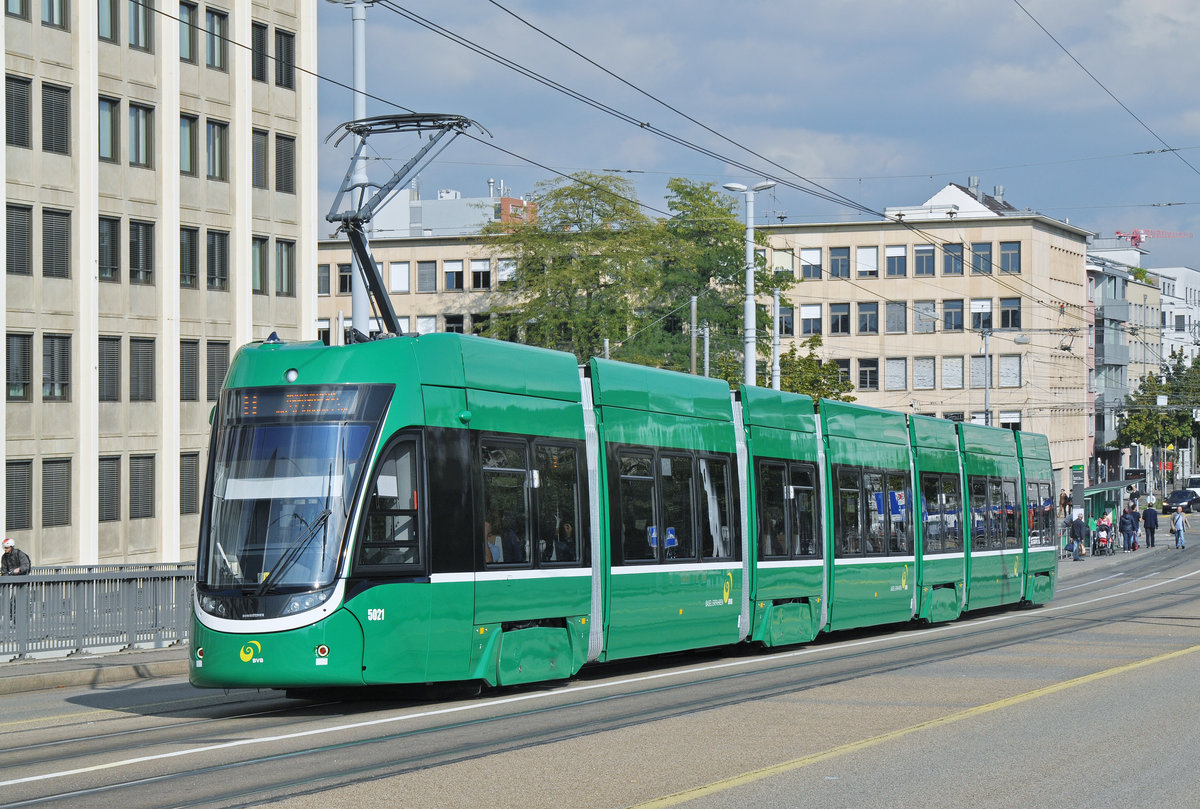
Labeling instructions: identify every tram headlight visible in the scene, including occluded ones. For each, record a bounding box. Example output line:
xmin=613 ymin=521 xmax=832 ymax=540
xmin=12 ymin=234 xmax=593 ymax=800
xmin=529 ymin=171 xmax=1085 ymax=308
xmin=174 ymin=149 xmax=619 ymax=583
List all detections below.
xmin=283 ymin=588 xmax=333 ymax=615
xmin=198 ymin=594 xmax=228 ymax=618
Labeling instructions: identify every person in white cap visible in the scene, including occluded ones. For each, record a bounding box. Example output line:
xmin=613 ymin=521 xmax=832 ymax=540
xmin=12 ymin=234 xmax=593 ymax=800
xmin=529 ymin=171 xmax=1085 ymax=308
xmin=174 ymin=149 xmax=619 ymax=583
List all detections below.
xmin=1 ymin=537 xmax=30 ymax=575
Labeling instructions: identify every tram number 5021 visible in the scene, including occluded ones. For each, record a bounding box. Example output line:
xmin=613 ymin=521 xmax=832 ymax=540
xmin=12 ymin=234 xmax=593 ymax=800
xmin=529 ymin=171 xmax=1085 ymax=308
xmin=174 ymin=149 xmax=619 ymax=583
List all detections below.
xmin=367 ymin=608 xmax=385 ymax=622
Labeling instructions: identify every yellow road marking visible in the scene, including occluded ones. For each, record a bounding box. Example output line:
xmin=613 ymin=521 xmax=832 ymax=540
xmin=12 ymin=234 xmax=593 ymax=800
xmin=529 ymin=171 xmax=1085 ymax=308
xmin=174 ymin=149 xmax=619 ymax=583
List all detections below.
xmin=630 ymin=642 xmax=1200 ymax=808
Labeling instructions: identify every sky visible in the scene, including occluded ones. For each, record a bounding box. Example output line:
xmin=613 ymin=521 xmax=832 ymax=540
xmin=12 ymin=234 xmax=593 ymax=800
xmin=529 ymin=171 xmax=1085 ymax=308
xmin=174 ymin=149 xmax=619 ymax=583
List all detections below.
xmin=314 ymin=0 xmax=1200 ymax=268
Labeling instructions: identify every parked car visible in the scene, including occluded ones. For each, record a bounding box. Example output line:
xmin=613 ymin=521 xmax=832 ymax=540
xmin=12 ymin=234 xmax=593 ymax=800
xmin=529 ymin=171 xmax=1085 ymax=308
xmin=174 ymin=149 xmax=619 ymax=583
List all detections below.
xmin=1162 ymin=489 xmax=1200 ymax=513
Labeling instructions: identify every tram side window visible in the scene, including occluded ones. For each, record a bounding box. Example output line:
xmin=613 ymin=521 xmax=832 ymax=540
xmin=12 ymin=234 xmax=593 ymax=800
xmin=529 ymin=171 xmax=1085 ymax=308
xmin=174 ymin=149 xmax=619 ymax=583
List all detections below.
xmin=535 ymin=444 xmax=580 ymax=564
xmin=987 ymin=478 xmax=1004 ymax=549
xmin=941 ymin=474 xmax=963 ymax=552
xmin=1002 ymin=479 xmax=1020 ymax=549
xmin=482 ymin=442 xmax=531 ymax=565
xmin=660 ymin=455 xmax=696 ymax=560
xmin=618 ymin=454 xmax=656 ymax=562
xmin=757 ymin=462 xmax=787 ymax=558
xmin=836 ymin=467 xmax=862 ymax=556
xmin=1028 ymin=481 xmax=1053 ymax=548
xmin=357 ymin=440 xmax=420 ymax=569
xmin=1040 ymin=482 xmax=1054 ymax=546
xmin=969 ymin=477 xmax=988 ymax=552
xmin=699 ymin=457 xmax=734 ymax=560
xmin=886 ymin=472 xmax=911 ymax=553
xmin=864 ymin=472 xmax=886 ymax=555
xmin=789 ymin=465 xmax=820 ymax=558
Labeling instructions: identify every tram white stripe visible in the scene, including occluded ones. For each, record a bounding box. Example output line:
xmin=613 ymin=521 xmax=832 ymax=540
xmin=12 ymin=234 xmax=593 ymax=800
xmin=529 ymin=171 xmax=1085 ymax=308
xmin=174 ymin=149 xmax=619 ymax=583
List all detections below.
xmin=6 ymin=567 xmax=1196 ymax=790
xmin=612 ymin=562 xmax=741 ymax=575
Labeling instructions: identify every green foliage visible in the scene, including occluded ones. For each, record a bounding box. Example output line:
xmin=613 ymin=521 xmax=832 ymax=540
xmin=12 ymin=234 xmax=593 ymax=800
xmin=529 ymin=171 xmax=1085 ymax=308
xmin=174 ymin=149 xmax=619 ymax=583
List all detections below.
xmin=1117 ymin=349 xmax=1199 ymax=449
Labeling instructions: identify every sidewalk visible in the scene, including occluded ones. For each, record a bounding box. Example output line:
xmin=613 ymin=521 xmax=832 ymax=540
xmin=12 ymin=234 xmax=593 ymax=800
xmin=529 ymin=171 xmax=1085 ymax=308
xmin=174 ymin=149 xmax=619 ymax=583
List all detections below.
xmin=0 ymin=645 xmax=189 ymax=696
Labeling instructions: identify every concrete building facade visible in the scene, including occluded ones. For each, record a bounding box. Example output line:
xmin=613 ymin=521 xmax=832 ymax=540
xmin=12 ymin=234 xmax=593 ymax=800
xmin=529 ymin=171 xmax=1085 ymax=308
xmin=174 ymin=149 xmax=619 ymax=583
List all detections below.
xmin=4 ymin=2 xmax=317 ymax=564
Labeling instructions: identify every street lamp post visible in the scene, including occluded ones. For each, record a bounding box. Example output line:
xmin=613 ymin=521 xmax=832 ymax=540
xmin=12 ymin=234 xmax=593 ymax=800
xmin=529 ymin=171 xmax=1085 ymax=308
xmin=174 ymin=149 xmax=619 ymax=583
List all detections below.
xmin=724 ymin=180 xmax=776 ymax=387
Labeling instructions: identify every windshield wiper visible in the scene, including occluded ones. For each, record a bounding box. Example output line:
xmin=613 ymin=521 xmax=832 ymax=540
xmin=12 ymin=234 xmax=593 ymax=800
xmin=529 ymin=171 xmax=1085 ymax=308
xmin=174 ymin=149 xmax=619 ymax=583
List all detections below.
xmin=254 ymin=508 xmax=332 ymax=597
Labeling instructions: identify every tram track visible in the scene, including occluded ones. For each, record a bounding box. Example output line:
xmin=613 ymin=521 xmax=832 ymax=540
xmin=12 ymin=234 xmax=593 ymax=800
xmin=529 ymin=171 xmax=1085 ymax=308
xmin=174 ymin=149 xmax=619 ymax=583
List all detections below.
xmin=5 ymin=564 xmax=1199 ymax=809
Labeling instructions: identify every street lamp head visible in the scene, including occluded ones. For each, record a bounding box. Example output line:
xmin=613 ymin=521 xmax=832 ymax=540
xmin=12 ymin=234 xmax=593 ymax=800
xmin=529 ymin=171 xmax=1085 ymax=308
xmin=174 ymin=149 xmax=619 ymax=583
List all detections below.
xmin=752 ymin=180 xmax=777 ymax=192
xmin=723 ymin=182 xmax=747 ymax=193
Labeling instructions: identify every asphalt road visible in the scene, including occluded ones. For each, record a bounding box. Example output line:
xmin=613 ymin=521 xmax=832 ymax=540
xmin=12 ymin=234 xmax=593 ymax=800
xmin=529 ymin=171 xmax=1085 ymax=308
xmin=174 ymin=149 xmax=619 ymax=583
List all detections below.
xmin=3 ymin=546 xmax=1198 ymax=809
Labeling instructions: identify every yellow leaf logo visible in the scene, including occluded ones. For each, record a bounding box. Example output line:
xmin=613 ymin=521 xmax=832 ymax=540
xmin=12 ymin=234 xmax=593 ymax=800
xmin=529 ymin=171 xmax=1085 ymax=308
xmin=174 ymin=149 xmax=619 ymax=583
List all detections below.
xmin=239 ymin=640 xmax=262 ymax=663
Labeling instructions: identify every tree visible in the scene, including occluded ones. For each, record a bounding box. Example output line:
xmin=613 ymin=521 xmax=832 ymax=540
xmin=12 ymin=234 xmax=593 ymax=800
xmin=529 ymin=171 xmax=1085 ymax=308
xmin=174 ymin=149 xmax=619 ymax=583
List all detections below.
xmin=1117 ymin=350 xmax=1194 ymax=451
xmin=479 ymin=171 xmax=659 ymax=361
xmin=778 ymin=336 xmax=856 ymax=401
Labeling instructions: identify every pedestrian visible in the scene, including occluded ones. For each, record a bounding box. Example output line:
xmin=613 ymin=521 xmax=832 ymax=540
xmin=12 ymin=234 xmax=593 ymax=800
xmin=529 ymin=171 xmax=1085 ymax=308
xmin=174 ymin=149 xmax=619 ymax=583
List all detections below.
xmin=1142 ymin=502 xmax=1159 ymax=548
xmin=1059 ymin=489 xmax=1069 ymax=518
xmin=1068 ymin=511 xmax=1087 ymax=561
xmin=1119 ymin=506 xmax=1137 ymax=553
xmin=1 ymin=537 xmax=30 ymax=575
xmin=1130 ymin=503 xmax=1141 ymax=550
xmin=1173 ymin=506 xmax=1189 ymax=550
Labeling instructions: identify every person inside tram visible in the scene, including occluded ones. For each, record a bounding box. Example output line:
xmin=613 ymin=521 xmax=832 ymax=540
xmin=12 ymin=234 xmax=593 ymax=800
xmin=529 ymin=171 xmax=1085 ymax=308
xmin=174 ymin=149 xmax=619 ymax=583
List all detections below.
xmin=484 ymin=514 xmax=503 ymax=564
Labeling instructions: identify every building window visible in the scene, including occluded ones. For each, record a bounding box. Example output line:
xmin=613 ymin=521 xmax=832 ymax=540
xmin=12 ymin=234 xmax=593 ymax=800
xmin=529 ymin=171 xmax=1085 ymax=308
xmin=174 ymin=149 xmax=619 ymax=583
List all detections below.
xmin=41 ymin=0 xmax=65 ymax=28
xmin=778 ymin=305 xmax=794 ymax=337
xmin=914 ymin=300 xmax=936 ymax=333
xmin=206 ymin=119 xmax=228 ymax=180
xmin=251 ymin=235 xmax=268 ymax=294
xmin=417 ymin=260 xmax=437 ymax=292
xmin=41 ymin=83 xmax=69 ymax=155
xmin=129 ymin=454 xmax=154 ymax=519
xmin=858 ymin=359 xmax=879 ymax=391
xmin=914 ymin=245 xmax=934 ymax=276
xmin=834 ymin=359 xmax=851 ymax=383
xmin=856 ymin=246 xmax=878 ymax=278
xmin=98 ymin=335 xmax=120 ymax=401
xmin=6 ymin=0 xmax=29 ymax=18
xmin=179 ymin=114 xmax=198 ymax=176
xmin=42 ymin=458 xmax=71 ymax=527
xmin=180 ymin=452 xmax=200 ymax=514
xmin=830 ymin=247 xmax=849 ymax=278
xmin=179 ymin=2 xmax=197 ymax=62
xmin=885 ymin=358 xmax=907 ymax=391
xmin=99 ymin=456 xmax=120 ymax=522
xmin=885 ymin=301 xmax=906 ymax=334
xmin=1000 ymin=297 xmax=1021 ymax=329
xmin=205 ymin=9 xmax=227 ymax=70
xmin=129 ymin=103 xmax=153 ymax=167
xmin=943 ymin=243 xmax=963 ymax=275
xmin=275 ymin=29 xmax=295 ymax=89
xmin=275 ymin=134 xmax=295 ymax=193
xmin=497 ymin=258 xmax=516 ymax=286
xmin=6 ymin=461 xmax=31 ymax=531
xmin=943 ymin=356 xmax=964 ymax=389
xmin=772 ymin=248 xmax=794 ymax=279
xmin=943 ymin=299 xmax=964 ymax=331
xmin=885 ymin=245 xmax=906 ymax=277
xmin=7 ymin=333 xmax=32 ymax=401
xmin=800 ymin=248 xmax=821 ymax=279
xmin=43 ymin=334 xmax=70 ymax=401
xmin=800 ymin=304 xmax=821 ymax=336
xmin=1000 ymin=241 xmax=1021 ymax=273
xmin=970 ymin=298 xmax=992 ymax=331
xmin=6 ymin=75 xmax=31 ymax=148
xmin=444 ymin=259 xmax=464 ymax=291
xmin=42 ymin=208 xmax=70 ymax=278
xmin=180 ymin=339 xmax=199 ymax=401
xmin=129 ymin=219 xmax=154 ymax=284
xmin=276 ymin=239 xmax=295 ymax=297
xmin=7 ymin=205 xmax=32 ymax=275
xmin=207 ymin=230 xmax=228 ymax=290
xmin=129 ymin=0 xmax=152 ymax=51
xmin=180 ymin=226 xmax=198 ymax=288
xmin=830 ymin=303 xmax=850 ymax=335
xmin=251 ymin=129 xmax=268 ymax=188
xmin=445 ymin=315 xmax=465 ymax=334
xmin=317 ymin=264 xmax=330 ymax=296
xmin=998 ymin=411 xmax=1021 ymax=430
xmin=99 ymin=96 xmax=119 ymax=161
xmin=452 ymin=259 xmax=484 ymax=293
xmin=99 ymin=216 xmax=120 ymax=281
xmin=206 ymin=340 xmax=229 ymax=401
xmin=971 ymin=242 xmax=992 ymax=274
xmin=999 ymin=355 xmax=1022 ymax=388
xmin=857 ymin=302 xmax=878 ymax=334
xmin=337 ymin=263 xmax=352 ymax=294
xmin=251 ymin=21 xmax=268 ymax=81
xmin=913 ymin=357 xmax=935 ymax=390
xmin=970 ymin=355 xmax=992 ymax=389
xmin=417 ymin=316 xmax=437 ymax=335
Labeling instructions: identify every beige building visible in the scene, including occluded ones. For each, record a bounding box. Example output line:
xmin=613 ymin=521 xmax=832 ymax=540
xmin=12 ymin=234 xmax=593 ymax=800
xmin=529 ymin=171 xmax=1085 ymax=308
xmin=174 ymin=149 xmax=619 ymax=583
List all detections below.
xmin=759 ymin=182 xmax=1091 ymax=486
xmin=4 ymin=3 xmax=317 ymax=564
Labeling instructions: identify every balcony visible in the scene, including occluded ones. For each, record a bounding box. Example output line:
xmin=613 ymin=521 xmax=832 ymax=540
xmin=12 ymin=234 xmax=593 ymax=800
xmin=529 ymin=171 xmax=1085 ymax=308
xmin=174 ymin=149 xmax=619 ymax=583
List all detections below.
xmin=1095 ymin=341 xmax=1131 ymax=367
xmin=1097 ymin=299 xmax=1131 ymax=323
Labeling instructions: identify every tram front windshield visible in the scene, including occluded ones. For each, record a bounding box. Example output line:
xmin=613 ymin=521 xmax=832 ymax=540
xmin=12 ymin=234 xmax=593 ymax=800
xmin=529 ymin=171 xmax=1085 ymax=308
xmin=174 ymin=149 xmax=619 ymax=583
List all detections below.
xmin=200 ymin=384 xmax=392 ymax=594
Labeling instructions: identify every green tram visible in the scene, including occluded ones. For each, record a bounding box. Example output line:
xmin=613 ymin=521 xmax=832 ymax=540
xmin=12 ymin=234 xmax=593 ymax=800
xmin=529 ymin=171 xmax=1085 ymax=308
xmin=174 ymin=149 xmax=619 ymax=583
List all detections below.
xmin=190 ymin=333 xmax=1059 ymax=691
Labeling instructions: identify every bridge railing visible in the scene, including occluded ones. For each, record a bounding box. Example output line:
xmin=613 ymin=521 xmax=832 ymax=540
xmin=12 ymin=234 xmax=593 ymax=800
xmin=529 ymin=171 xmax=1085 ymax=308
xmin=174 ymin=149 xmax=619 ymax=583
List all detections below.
xmin=1 ymin=565 xmax=195 ymax=661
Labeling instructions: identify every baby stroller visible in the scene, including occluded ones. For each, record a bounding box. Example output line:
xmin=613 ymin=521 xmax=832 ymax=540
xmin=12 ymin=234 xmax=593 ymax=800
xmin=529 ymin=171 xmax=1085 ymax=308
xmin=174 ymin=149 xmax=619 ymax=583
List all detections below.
xmin=1092 ymin=525 xmax=1115 ymax=556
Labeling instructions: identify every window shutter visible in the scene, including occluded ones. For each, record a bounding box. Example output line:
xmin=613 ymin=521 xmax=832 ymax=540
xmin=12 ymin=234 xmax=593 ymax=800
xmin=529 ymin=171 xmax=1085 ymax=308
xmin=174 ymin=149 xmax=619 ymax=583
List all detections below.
xmin=207 ymin=341 xmax=229 ymax=401
xmin=42 ymin=208 xmax=70 ymax=278
xmin=42 ymin=83 xmax=70 ymax=154
xmin=252 ymin=130 xmax=268 ymax=188
xmin=180 ymin=340 xmax=199 ymax=401
xmin=180 ymin=453 xmax=200 ymax=515
xmin=129 ymin=337 xmax=155 ymax=401
xmin=6 ymin=461 xmax=32 ymax=530
xmin=6 ymin=76 xmax=31 ymax=147
xmin=42 ymin=458 xmax=71 ymax=527
xmin=275 ymin=135 xmax=295 ymax=193
xmin=129 ymin=454 xmax=155 ymax=519
xmin=98 ymin=336 xmax=121 ymax=401
xmin=251 ymin=23 xmax=268 ymax=81
xmin=99 ymin=456 xmax=121 ymax=522
xmin=7 ymin=205 xmax=32 ymax=275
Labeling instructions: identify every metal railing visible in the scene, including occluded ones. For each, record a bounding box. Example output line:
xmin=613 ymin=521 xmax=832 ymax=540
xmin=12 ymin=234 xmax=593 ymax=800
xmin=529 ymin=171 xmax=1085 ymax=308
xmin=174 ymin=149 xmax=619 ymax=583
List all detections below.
xmin=1 ymin=564 xmax=195 ymax=661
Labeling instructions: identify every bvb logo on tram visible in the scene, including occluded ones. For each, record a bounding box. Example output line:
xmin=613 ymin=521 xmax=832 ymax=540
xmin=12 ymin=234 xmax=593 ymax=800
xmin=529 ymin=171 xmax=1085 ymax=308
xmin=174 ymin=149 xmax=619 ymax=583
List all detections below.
xmin=239 ymin=640 xmax=264 ymax=664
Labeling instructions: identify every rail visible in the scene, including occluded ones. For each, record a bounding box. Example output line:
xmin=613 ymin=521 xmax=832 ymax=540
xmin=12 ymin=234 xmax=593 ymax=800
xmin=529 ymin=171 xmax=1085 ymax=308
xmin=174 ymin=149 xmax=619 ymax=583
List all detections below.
xmin=1 ymin=565 xmax=195 ymax=661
